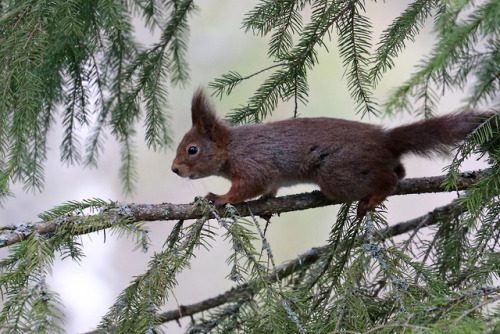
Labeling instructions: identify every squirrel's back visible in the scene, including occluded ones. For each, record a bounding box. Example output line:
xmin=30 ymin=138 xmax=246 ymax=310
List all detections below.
xmin=226 ymin=117 xmax=384 ymax=178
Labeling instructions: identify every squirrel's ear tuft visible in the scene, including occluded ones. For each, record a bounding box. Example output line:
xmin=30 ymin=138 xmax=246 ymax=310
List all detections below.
xmin=191 ymin=88 xmax=229 ymax=143
xmin=191 ymin=88 xmax=217 ymax=129
xmin=192 ymin=88 xmax=213 ymax=124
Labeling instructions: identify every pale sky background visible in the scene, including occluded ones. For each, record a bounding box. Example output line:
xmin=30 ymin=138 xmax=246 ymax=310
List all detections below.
xmin=0 ymin=1 xmax=489 ymax=333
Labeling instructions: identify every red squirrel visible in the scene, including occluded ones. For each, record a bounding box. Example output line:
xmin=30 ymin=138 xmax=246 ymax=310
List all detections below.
xmin=172 ymin=89 xmax=486 ymax=217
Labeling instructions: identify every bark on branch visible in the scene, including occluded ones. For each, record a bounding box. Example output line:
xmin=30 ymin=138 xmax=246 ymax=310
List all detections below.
xmin=0 ymin=169 xmax=486 ymax=249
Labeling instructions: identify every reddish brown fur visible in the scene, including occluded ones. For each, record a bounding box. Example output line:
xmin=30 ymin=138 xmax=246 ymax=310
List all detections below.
xmin=171 ymin=89 xmax=486 ymax=217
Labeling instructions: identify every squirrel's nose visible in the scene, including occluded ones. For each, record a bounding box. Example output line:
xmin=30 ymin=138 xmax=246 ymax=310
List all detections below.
xmin=172 ymin=166 xmax=179 ymax=175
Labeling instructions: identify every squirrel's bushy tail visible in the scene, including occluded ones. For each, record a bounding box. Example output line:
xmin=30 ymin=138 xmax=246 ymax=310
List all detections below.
xmin=385 ymin=112 xmax=486 ymax=158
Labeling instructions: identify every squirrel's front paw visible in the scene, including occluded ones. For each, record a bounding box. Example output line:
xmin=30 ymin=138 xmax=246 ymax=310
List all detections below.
xmin=205 ymin=192 xmax=227 ymax=208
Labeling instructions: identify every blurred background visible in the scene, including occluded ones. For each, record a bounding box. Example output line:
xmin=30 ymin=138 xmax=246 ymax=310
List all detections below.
xmin=0 ymin=1 xmax=488 ymax=332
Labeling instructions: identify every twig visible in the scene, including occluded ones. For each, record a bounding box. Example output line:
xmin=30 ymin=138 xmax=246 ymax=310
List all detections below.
xmin=454 ymin=287 xmax=500 ymax=324
xmin=328 ymin=323 xmax=429 ymax=334
xmin=247 ymin=205 xmax=280 ymax=284
xmin=23 ymin=21 xmax=40 ymax=49
xmin=237 ymin=63 xmax=285 ymax=81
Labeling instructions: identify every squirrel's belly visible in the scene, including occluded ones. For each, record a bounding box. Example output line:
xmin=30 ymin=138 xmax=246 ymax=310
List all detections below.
xmin=267 ymin=178 xmax=317 ymax=195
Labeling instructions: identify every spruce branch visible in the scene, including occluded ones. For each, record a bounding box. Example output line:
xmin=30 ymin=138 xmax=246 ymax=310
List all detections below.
xmin=0 ymin=1 xmax=197 ymax=198
xmin=384 ymin=0 xmax=500 ymax=114
xmin=209 ymin=64 xmax=285 ymax=99
xmin=370 ymin=0 xmax=436 ymax=87
xmin=147 ymin=198 xmax=498 ymax=332
xmin=227 ymin=1 xmax=359 ymax=123
xmin=0 ymin=170 xmax=488 ymax=250
xmin=144 ymin=200 xmax=466 ymax=326
xmin=337 ymin=1 xmax=377 ymax=116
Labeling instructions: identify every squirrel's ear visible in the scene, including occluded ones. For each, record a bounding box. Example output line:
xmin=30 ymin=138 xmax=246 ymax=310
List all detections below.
xmin=191 ymin=88 xmax=228 ymax=142
xmin=191 ymin=88 xmax=217 ymax=133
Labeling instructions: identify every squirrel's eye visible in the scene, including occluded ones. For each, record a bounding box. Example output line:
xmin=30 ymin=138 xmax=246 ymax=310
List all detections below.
xmin=187 ymin=146 xmax=198 ymax=155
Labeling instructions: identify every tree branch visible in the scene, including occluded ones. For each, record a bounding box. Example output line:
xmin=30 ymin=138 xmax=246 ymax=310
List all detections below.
xmin=0 ymin=169 xmax=487 ymax=249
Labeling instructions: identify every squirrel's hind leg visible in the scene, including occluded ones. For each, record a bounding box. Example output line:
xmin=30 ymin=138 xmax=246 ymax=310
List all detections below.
xmin=317 ymin=167 xmax=400 ymax=218
xmin=355 ymin=170 xmax=401 ymax=217
xmin=356 ymin=194 xmax=388 ymax=217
